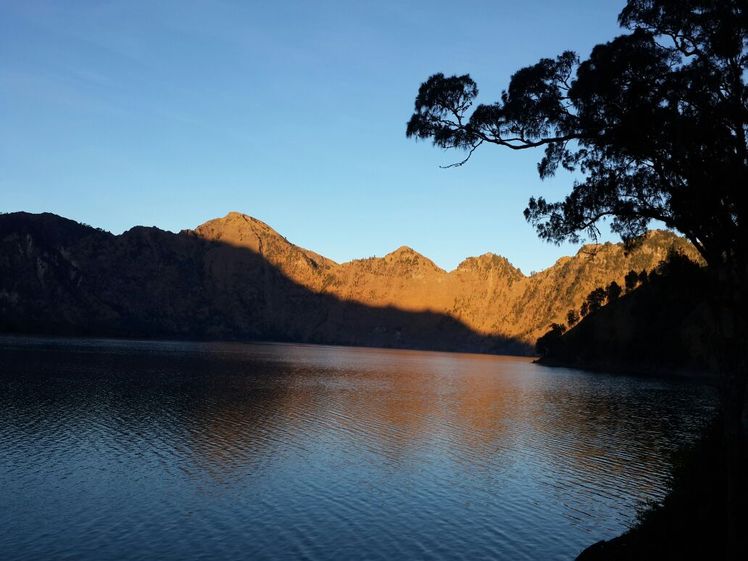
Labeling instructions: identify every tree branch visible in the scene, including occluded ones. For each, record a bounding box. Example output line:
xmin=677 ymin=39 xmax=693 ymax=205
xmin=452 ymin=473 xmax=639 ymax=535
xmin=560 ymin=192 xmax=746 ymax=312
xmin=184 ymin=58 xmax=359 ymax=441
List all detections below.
xmin=440 ymin=141 xmax=484 ymax=169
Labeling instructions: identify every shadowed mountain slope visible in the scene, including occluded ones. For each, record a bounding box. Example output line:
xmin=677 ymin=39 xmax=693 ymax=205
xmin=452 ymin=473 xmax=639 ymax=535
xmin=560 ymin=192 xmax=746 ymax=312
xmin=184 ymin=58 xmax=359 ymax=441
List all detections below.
xmin=0 ymin=211 xmax=697 ymax=354
xmin=537 ymin=255 xmax=715 ymax=376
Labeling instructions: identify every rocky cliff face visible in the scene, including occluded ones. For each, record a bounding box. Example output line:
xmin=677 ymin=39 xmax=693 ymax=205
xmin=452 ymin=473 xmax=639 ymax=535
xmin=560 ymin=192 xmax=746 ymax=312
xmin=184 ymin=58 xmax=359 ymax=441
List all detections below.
xmin=0 ymin=211 xmax=698 ymax=354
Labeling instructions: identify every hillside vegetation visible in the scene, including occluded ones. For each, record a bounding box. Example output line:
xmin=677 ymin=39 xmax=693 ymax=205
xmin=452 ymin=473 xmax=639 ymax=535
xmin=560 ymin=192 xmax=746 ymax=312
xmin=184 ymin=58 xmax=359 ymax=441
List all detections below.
xmin=537 ymin=252 xmax=714 ymax=376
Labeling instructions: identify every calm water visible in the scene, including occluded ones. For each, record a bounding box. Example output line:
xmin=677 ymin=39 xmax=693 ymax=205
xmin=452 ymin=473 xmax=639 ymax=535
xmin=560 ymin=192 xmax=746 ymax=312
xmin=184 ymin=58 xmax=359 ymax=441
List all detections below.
xmin=0 ymin=337 xmax=716 ymax=561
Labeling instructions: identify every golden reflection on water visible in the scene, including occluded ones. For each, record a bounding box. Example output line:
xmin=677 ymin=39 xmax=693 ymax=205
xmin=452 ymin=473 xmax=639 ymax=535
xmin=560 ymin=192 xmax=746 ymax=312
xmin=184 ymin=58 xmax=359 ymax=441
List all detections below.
xmin=177 ymin=345 xmax=702 ymax=506
xmin=0 ymin=338 xmax=716 ymax=561
xmin=181 ymin=349 xmax=528 ymax=477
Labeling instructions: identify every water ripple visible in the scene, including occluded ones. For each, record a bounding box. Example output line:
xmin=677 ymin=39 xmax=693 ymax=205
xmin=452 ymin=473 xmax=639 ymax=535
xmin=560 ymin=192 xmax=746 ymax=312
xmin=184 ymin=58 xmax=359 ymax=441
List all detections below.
xmin=0 ymin=336 xmax=716 ymax=561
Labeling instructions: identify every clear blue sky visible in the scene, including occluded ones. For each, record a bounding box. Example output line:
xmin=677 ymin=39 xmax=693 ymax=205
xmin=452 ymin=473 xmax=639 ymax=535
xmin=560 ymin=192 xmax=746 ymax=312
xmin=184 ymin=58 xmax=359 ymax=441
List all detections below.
xmin=1 ymin=0 xmax=629 ymax=273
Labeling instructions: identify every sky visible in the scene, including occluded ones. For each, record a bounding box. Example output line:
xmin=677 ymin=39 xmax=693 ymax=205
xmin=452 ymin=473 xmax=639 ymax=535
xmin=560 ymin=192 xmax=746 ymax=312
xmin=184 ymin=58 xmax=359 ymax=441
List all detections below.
xmin=1 ymin=0 xmax=630 ymax=273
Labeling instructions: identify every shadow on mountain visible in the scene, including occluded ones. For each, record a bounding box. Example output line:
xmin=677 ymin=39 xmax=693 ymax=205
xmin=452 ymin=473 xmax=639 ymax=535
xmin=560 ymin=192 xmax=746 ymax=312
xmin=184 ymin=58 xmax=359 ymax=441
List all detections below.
xmin=0 ymin=212 xmax=529 ymax=355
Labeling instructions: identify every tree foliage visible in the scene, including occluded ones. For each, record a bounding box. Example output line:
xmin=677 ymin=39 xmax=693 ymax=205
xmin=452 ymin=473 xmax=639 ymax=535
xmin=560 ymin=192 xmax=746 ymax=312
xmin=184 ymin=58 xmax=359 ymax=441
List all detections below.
xmin=536 ymin=322 xmax=567 ymax=355
xmin=585 ymin=287 xmax=608 ymax=314
xmin=406 ymin=0 xmax=747 ymax=268
xmin=606 ymin=280 xmax=623 ymax=302
xmin=625 ymin=269 xmax=641 ymax=291
xmin=580 ymin=301 xmax=590 ymax=317
xmin=567 ymin=308 xmax=580 ymax=326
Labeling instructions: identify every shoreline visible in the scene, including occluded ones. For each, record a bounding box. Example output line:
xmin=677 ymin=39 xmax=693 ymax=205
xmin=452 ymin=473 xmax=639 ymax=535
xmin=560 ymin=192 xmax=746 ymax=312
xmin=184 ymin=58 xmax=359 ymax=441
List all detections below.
xmin=0 ymin=331 xmax=536 ymax=360
xmin=534 ymin=356 xmax=718 ymax=383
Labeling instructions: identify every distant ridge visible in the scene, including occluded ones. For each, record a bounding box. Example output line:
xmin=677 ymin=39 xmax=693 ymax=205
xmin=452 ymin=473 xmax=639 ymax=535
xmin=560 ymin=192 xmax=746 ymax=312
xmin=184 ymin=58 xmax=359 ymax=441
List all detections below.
xmin=0 ymin=211 xmax=698 ymax=354
xmin=187 ymin=211 xmax=698 ymax=344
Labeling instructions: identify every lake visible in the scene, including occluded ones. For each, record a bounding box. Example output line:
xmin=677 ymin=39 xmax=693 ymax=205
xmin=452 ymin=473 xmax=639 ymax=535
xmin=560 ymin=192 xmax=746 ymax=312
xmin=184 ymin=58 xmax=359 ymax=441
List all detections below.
xmin=0 ymin=336 xmax=716 ymax=561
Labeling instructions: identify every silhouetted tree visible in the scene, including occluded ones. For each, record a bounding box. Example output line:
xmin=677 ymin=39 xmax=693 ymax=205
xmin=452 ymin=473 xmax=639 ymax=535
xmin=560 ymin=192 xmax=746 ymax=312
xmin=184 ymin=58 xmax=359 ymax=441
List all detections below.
xmin=606 ymin=280 xmax=623 ymax=302
xmin=407 ymin=1 xmax=746 ymax=553
xmin=536 ymin=322 xmax=566 ymax=356
xmin=586 ymin=287 xmax=607 ymax=314
xmin=567 ymin=309 xmax=579 ymax=326
xmin=580 ymin=301 xmax=589 ymax=317
xmin=657 ymin=249 xmax=700 ymax=278
xmin=625 ymin=270 xmax=640 ymax=292
xmin=407 ymin=2 xmax=745 ymax=262
xmin=638 ymin=269 xmax=649 ymax=285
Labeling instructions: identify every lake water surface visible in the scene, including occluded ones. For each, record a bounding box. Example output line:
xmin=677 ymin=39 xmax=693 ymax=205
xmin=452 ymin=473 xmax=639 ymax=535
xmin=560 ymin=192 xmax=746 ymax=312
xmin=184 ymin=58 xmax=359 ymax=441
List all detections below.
xmin=0 ymin=337 xmax=716 ymax=560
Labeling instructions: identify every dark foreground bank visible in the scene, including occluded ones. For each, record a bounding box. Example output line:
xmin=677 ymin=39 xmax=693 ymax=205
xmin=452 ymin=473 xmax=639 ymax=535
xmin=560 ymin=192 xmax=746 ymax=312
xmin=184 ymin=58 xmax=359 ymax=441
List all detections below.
xmin=534 ymin=256 xmax=748 ymax=559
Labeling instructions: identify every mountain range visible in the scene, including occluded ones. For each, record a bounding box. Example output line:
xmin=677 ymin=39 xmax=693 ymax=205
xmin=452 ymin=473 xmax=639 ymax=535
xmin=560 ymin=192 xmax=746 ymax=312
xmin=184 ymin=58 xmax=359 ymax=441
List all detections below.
xmin=0 ymin=211 xmax=697 ymax=355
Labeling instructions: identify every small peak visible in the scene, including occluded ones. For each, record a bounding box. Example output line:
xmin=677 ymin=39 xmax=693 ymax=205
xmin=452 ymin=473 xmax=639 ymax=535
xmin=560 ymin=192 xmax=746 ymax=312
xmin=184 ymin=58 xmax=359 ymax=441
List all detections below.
xmin=455 ymin=252 xmax=522 ymax=277
xmin=221 ymin=211 xmax=264 ymax=226
xmin=456 ymin=253 xmax=491 ymax=268
xmin=223 ymin=211 xmax=270 ymax=224
xmin=476 ymin=252 xmax=505 ymax=262
xmin=385 ymin=245 xmax=433 ymax=262
xmin=192 ymin=212 xmax=290 ymax=253
xmin=382 ymin=245 xmax=443 ymax=272
xmin=389 ymin=245 xmax=418 ymax=256
xmin=197 ymin=212 xmax=277 ymax=234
